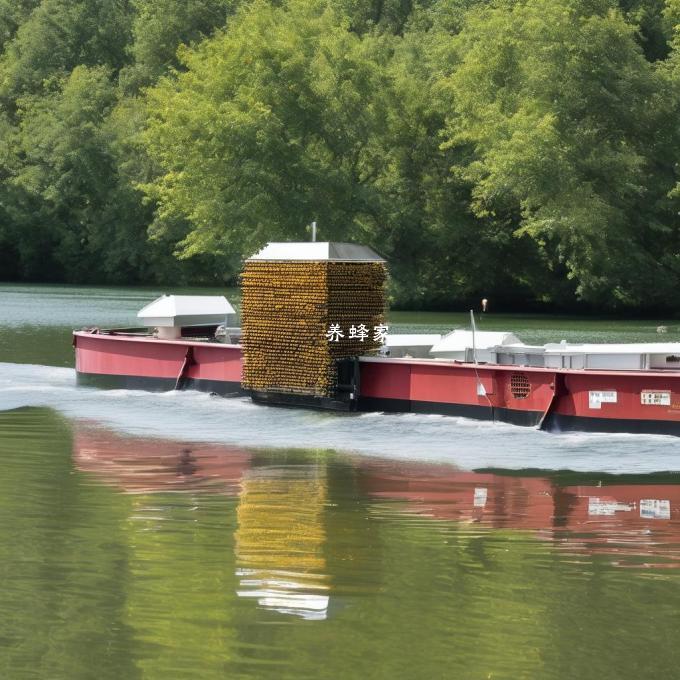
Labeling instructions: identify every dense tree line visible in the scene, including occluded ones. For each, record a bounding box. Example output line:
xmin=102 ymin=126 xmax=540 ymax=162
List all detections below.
xmin=1 ymin=0 xmax=680 ymax=311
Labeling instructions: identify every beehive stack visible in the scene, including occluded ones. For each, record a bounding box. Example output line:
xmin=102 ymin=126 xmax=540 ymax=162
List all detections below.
xmin=241 ymin=258 xmax=386 ymax=397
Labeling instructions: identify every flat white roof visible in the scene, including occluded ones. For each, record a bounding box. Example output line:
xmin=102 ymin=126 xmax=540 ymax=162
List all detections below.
xmin=247 ymin=242 xmax=385 ymax=262
xmin=543 ymin=342 xmax=680 ymax=355
xmin=431 ymin=330 xmax=520 ymax=353
xmin=385 ymin=334 xmax=442 ymax=347
xmin=138 ymin=295 xmax=235 ymax=326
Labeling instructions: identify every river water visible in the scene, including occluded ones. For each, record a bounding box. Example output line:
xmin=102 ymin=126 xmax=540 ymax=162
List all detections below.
xmin=2 ymin=283 xmax=680 ymax=679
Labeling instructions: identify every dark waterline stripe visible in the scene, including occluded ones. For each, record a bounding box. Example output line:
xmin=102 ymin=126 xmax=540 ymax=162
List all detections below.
xmin=76 ymin=372 xmax=680 ymax=436
xmin=76 ymin=372 xmax=245 ymax=396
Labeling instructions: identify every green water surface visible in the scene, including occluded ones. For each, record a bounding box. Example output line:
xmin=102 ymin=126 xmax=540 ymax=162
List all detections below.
xmin=2 ymin=282 xmax=679 ymax=367
xmin=2 ymin=284 xmax=680 ymax=679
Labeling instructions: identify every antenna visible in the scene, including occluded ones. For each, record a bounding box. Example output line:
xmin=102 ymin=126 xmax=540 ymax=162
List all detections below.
xmin=470 ymin=309 xmax=487 ymax=398
xmin=470 ymin=309 xmax=477 ymax=364
xmin=311 ymin=221 xmax=317 ymax=242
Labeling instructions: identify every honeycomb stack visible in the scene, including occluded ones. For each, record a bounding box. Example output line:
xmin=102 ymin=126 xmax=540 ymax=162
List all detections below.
xmin=241 ymin=252 xmax=386 ymax=398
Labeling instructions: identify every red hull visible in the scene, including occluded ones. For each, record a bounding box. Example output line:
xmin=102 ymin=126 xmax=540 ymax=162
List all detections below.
xmin=75 ymin=332 xmax=243 ymax=393
xmin=358 ymin=357 xmax=680 ymax=432
xmin=73 ymin=332 xmax=680 ymax=435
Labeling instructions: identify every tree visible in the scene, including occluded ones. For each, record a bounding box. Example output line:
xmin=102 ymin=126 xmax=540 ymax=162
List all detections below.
xmin=362 ymin=11 xmax=557 ymax=308
xmin=0 ymin=0 xmax=132 ymax=105
xmin=443 ymin=0 xmax=679 ymax=307
xmin=121 ymin=0 xmax=237 ymax=92
xmin=143 ymin=0 xmax=391 ymax=262
xmin=0 ymin=0 xmax=40 ymax=53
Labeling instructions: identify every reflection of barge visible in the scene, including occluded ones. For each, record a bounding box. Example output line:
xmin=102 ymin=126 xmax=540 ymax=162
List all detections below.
xmin=72 ymin=426 xmax=680 ymax=569
xmin=74 ymin=241 xmax=680 ymax=435
xmin=358 ymin=462 xmax=680 ymax=568
xmin=74 ymin=428 xmax=331 ymax=619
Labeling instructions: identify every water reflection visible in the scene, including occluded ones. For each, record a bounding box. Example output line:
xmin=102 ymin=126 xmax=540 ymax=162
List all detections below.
xmin=6 ymin=410 xmax=680 ymax=678
xmin=235 ymin=466 xmax=330 ymax=620
xmin=74 ymin=427 xmax=251 ymax=494
xmin=74 ymin=426 xmax=331 ymax=619
xmin=73 ymin=424 xmax=680 ymax=582
xmin=357 ymin=462 xmax=680 ymax=568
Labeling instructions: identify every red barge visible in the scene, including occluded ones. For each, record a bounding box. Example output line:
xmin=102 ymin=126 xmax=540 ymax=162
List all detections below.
xmin=73 ymin=241 xmax=680 ymax=436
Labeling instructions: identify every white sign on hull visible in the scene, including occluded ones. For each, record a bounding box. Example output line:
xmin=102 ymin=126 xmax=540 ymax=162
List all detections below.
xmin=588 ymin=390 xmax=617 ymax=409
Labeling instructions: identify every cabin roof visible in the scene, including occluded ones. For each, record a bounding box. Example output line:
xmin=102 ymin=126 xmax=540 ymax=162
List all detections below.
xmin=430 ymin=330 xmax=520 ymax=354
xmin=542 ymin=342 xmax=680 ymax=355
xmin=247 ymin=242 xmax=385 ymax=262
xmin=137 ymin=295 xmax=235 ymax=326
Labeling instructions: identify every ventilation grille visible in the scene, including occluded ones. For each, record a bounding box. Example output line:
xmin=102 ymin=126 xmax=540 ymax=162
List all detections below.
xmin=510 ymin=373 xmax=531 ymax=399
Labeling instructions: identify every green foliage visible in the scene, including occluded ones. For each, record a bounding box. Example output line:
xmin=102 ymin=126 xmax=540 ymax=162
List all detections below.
xmin=0 ymin=0 xmax=40 ymax=53
xmin=121 ymin=0 xmax=237 ymax=91
xmin=364 ymin=15 xmax=554 ymax=308
xmin=1 ymin=0 xmax=680 ymax=309
xmin=443 ymin=0 xmax=679 ymax=307
xmin=15 ymin=66 xmax=124 ymax=280
xmin=143 ymin=0 xmax=390 ymax=258
xmin=620 ymin=0 xmax=672 ymax=60
xmin=0 ymin=0 xmax=132 ymax=103
xmin=336 ymin=0 xmax=421 ymax=34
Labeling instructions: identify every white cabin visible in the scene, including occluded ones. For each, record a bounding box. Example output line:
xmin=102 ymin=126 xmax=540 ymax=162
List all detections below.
xmin=430 ymin=330 xmax=520 ymax=362
xmin=137 ymin=295 xmax=236 ymax=340
xmin=542 ymin=342 xmax=680 ymax=370
xmin=419 ymin=329 xmax=680 ymax=371
xmin=383 ymin=334 xmax=442 ymax=358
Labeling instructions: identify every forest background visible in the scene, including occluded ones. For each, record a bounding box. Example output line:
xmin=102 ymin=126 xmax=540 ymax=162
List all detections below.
xmin=2 ymin=0 xmax=680 ymax=312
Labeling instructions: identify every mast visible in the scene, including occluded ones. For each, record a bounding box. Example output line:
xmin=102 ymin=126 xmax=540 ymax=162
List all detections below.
xmin=470 ymin=309 xmax=477 ymax=364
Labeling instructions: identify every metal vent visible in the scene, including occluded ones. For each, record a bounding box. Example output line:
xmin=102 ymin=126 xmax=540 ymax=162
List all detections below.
xmin=510 ymin=373 xmax=531 ymax=399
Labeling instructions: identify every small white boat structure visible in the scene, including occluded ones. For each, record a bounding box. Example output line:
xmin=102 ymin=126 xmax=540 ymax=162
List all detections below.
xmin=137 ymin=295 xmax=236 ymax=340
xmin=427 ymin=331 xmax=680 ymax=371
xmin=540 ymin=342 xmax=680 ymax=370
xmin=430 ymin=330 xmax=520 ymax=362
xmin=382 ymin=334 xmax=442 ymax=358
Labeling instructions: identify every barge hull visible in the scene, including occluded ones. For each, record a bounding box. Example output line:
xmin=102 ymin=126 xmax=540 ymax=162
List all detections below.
xmin=75 ymin=372 xmax=245 ymax=396
xmin=73 ymin=332 xmax=680 ymax=436
xmin=358 ymin=357 xmax=680 ymax=435
xmin=547 ymin=413 xmax=680 ymax=436
xmin=357 ymin=396 xmax=543 ymax=427
xmin=74 ymin=332 xmax=244 ymax=396
xmin=250 ymin=390 xmax=354 ymax=412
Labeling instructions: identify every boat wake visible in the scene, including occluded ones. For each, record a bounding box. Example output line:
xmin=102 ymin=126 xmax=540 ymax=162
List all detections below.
xmin=2 ymin=362 xmax=680 ymax=473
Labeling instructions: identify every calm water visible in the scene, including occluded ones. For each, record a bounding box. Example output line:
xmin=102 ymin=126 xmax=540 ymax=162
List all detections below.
xmin=3 ymin=283 xmax=680 ymax=679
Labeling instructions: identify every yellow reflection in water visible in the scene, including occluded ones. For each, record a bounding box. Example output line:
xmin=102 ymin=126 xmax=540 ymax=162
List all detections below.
xmin=235 ymin=465 xmax=330 ymax=620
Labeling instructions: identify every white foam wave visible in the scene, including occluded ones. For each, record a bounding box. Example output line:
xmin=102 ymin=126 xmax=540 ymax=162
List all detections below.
xmin=2 ymin=361 xmax=680 ymax=473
